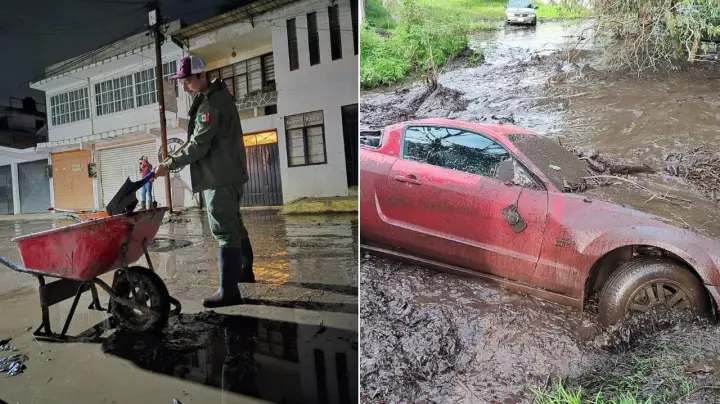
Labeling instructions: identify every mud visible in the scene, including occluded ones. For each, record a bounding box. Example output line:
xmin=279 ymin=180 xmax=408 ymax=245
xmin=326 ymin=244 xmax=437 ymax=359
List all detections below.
xmin=360 ymin=21 xmax=720 ymax=403
xmin=361 ymin=257 xmax=720 ymax=403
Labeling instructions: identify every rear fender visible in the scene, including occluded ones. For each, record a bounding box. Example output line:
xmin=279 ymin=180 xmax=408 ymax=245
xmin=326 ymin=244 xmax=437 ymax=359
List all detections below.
xmin=581 ymin=226 xmax=720 ymax=285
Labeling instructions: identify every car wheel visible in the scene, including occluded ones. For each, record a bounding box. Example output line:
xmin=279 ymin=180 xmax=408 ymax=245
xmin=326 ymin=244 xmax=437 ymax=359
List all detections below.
xmin=598 ymin=256 xmax=710 ymax=326
xmin=531 ymin=19 xmax=537 ymax=26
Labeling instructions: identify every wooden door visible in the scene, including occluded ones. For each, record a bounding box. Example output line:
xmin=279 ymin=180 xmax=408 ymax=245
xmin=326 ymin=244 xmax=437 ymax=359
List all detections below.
xmin=52 ymin=150 xmax=93 ymax=212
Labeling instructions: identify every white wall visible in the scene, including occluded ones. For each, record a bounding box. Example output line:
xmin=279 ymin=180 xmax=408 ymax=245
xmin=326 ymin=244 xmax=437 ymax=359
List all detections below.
xmin=271 ymin=0 xmax=358 ymax=202
xmin=44 ymin=51 xmax=187 ymax=144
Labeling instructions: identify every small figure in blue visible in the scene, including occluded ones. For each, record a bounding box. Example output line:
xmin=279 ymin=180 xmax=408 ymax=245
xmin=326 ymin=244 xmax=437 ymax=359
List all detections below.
xmin=138 ymin=156 xmax=154 ymax=209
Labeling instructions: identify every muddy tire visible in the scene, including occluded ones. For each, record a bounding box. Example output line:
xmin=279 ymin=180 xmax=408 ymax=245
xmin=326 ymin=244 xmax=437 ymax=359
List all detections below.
xmin=598 ymin=256 xmax=710 ymax=327
xmin=111 ymin=266 xmax=170 ymax=333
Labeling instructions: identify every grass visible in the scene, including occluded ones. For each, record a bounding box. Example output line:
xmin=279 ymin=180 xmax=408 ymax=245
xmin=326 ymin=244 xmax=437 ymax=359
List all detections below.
xmin=361 ymin=0 xmax=491 ymax=89
xmin=380 ymin=0 xmax=589 ymax=22
xmin=532 ymin=345 xmax=698 ymax=404
xmin=365 ymin=0 xmax=397 ymax=30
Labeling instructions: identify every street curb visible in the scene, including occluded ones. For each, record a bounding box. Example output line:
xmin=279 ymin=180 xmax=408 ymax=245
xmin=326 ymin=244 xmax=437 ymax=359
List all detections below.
xmin=279 ymin=197 xmax=358 ymax=215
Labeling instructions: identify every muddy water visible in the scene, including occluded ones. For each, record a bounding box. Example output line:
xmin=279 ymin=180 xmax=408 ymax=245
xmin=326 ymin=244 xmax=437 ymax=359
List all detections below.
xmin=360 ymin=22 xmax=720 ymax=403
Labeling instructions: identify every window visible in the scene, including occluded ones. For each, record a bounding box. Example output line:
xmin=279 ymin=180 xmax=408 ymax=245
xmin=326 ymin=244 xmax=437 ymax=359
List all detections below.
xmin=307 ymin=12 xmax=320 ymax=66
xmin=287 ymin=18 xmax=299 ymax=71
xmin=350 ymin=0 xmax=358 ymax=55
xmin=402 ymin=126 xmax=512 ymax=178
xmin=207 ymin=54 xmax=275 ymax=102
xmin=50 ymin=88 xmax=90 ymax=126
xmin=94 ymin=74 xmax=135 ymax=116
xmin=134 ymin=61 xmax=178 ymax=107
xmin=328 ymin=5 xmax=342 ymax=60
xmin=285 ymin=110 xmax=326 ymax=166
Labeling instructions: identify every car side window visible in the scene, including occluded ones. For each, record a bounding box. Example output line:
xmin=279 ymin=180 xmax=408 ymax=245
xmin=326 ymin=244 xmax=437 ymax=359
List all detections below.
xmin=402 ymin=125 xmax=513 ymax=179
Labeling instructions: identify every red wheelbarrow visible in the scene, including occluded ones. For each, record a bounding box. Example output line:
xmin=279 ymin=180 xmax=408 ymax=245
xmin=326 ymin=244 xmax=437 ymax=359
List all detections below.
xmin=0 ymin=207 xmax=181 ymax=341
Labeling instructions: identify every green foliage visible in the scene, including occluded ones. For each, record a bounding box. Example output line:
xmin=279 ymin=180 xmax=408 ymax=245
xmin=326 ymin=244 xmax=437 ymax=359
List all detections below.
xmin=419 ymin=0 xmax=589 ymax=21
xmin=360 ymin=0 xmax=484 ymax=88
xmin=365 ymin=0 xmax=397 ymax=29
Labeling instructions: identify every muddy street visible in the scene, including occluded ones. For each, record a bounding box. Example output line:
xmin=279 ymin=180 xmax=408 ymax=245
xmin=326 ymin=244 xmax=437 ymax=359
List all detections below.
xmin=0 ymin=210 xmax=358 ymax=404
xmin=360 ymin=21 xmax=720 ymax=403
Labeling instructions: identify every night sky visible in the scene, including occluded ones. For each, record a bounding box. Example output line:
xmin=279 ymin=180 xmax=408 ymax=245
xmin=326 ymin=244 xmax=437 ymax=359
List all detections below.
xmin=0 ymin=0 xmax=256 ymax=109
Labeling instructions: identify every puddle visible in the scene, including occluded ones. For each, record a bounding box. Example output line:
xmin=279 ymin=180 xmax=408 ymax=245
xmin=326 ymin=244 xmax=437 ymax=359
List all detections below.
xmin=103 ymin=312 xmax=358 ymax=404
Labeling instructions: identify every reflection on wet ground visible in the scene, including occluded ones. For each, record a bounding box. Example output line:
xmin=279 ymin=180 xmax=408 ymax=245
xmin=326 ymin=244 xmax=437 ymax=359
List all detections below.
xmin=102 ymin=312 xmax=358 ymax=404
xmin=360 ymin=21 xmax=720 ymax=403
xmin=0 ymin=209 xmax=358 ymax=403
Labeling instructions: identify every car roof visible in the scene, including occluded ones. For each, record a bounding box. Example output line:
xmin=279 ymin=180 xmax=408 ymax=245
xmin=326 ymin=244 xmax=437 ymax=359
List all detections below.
xmin=400 ymin=118 xmax=536 ymax=138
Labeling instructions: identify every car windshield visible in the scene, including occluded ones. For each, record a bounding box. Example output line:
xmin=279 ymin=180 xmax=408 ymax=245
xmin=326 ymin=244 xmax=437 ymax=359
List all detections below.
xmin=507 ymin=0 xmax=533 ymax=8
xmin=508 ymin=135 xmax=589 ymax=192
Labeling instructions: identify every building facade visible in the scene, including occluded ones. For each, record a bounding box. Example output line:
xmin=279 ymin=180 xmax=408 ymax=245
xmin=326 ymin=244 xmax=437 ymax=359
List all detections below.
xmin=24 ymin=0 xmax=358 ymax=214
xmin=172 ymin=0 xmax=359 ymax=205
xmin=29 ymin=21 xmax=191 ymax=213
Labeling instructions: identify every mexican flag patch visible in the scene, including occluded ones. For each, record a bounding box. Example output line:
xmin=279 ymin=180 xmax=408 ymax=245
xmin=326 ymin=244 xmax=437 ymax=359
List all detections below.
xmin=197 ymin=113 xmax=210 ymax=123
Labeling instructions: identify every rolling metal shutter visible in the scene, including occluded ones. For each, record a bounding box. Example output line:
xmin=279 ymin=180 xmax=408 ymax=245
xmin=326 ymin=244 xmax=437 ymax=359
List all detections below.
xmin=18 ymin=159 xmax=51 ymax=213
xmin=0 ymin=165 xmax=12 ymax=214
xmin=98 ymin=141 xmax=166 ymax=208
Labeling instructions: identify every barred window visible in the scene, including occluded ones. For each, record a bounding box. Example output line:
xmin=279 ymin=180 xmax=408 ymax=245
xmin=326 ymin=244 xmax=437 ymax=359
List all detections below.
xmin=94 ymin=74 xmax=135 ymax=116
xmin=50 ymin=88 xmax=90 ymax=126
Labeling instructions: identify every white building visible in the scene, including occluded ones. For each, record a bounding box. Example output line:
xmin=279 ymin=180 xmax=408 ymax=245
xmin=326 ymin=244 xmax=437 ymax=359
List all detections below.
xmin=29 ymin=20 xmax=189 ymax=213
xmin=171 ymin=0 xmax=359 ymax=205
xmin=0 ymin=101 xmax=51 ymax=215
xmin=27 ymin=0 xmax=359 ymax=214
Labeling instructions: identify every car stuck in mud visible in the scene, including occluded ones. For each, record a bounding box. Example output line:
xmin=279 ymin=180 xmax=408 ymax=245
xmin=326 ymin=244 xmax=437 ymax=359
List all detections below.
xmin=359 ymin=118 xmax=720 ymax=326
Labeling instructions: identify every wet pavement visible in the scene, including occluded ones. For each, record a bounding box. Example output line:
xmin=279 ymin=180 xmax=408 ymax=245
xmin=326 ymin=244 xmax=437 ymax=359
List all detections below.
xmin=0 ymin=210 xmax=358 ymax=404
xmin=360 ymin=22 xmax=720 ymax=403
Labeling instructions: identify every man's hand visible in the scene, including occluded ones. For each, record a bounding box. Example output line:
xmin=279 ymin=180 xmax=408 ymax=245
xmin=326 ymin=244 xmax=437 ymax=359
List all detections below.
xmin=153 ymin=164 xmax=170 ymax=177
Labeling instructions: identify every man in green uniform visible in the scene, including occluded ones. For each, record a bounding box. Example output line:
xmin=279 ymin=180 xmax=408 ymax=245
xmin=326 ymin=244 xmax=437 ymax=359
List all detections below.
xmin=154 ymin=56 xmax=255 ymax=308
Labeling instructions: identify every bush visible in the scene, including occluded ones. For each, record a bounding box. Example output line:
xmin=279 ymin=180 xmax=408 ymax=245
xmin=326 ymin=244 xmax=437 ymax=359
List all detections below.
xmin=365 ymin=0 xmax=397 ymax=29
xmin=360 ymin=0 xmax=479 ymax=88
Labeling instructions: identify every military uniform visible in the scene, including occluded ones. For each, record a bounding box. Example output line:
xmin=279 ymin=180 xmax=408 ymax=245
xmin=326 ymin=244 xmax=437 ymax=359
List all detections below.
xmin=163 ymin=56 xmax=254 ymax=308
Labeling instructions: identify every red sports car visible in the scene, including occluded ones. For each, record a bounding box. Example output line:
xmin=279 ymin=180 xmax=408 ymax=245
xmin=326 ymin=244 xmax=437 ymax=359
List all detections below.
xmin=360 ymin=118 xmax=720 ymax=326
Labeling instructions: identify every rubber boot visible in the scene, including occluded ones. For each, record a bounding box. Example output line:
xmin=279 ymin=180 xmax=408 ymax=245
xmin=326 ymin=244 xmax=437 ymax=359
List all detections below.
xmin=202 ymin=247 xmax=243 ymax=308
xmin=239 ymin=236 xmax=255 ymax=283
xmin=139 ymin=201 xmax=146 ymax=210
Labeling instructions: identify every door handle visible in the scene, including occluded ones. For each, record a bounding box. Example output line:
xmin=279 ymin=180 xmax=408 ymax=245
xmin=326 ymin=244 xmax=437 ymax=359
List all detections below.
xmin=394 ymin=174 xmax=421 ymax=185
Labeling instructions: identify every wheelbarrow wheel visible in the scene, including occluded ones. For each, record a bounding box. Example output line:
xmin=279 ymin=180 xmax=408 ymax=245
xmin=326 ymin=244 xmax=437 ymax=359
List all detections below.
xmin=110 ymin=266 xmax=171 ymax=333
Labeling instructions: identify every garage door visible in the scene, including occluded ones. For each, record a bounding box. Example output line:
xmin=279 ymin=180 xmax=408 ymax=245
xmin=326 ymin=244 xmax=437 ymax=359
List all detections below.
xmin=99 ymin=141 xmax=166 ymax=208
xmin=18 ymin=160 xmax=51 ymax=213
xmin=0 ymin=165 xmax=13 ymax=214
xmin=52 ymin=150 xmax=93 ymax=212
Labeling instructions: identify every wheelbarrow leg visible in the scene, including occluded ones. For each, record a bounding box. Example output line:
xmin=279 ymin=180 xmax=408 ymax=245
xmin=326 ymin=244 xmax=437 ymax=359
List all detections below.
xmin=34 ymin=276 xmax=53 ymax=338
xmin=88 ymin=284 xmax=104 ymax=311
xmin=59 ymin=282 xmax=88 ymax=338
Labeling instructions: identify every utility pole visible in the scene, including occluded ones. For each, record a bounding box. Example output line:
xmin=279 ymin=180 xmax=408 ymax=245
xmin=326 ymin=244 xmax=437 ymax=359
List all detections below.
xmin=148 ymin=0 xmax=173 ymax=212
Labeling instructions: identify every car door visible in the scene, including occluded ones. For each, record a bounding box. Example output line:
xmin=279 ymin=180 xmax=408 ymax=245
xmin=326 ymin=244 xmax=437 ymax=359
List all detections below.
xmin=380 ymin=125 xmax=549 ymax=282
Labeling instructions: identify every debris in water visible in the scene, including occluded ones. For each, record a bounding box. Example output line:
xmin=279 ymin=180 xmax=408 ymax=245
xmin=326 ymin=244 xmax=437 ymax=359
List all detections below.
xmin=549 ymin=165 xmax=562 ymax=171
xmin=172 ymin=399 xmax=182 ymax=404
xmin=0 ymin=352 xmax=28 ymax=377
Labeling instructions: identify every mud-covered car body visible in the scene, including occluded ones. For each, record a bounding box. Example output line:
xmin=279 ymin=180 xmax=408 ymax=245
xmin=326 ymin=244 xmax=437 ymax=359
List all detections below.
xmin=360 ymin=118 xmax=720 ymax=312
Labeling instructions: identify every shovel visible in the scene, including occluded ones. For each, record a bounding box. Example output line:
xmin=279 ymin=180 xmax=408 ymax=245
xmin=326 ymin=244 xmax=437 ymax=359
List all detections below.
xmin=105 ymin=141 xmax=188 ymax=216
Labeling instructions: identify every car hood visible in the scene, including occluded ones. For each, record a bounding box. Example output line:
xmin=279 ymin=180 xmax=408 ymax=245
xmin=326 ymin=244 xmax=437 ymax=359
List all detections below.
xmin=569 ymin=181 xmax=720 ymax=249
xmin=507 ymin=7 xmax=535 ymax=13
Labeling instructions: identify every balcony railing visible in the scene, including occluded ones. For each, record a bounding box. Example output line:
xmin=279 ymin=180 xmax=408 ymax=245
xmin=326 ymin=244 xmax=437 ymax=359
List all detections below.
xmin=236 ymin=83 xmax=277 ymax=111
